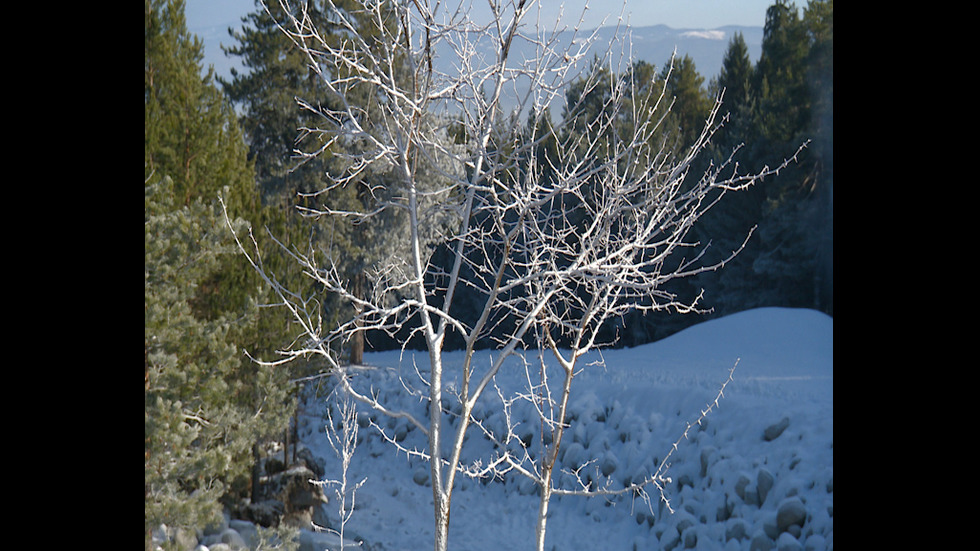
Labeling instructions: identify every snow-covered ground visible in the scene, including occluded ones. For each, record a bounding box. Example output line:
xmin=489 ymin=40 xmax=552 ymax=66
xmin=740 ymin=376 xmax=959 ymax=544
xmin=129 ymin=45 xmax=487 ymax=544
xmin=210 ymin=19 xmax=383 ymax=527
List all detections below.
xmin=296 ymin=307 xmax=833 ymax=550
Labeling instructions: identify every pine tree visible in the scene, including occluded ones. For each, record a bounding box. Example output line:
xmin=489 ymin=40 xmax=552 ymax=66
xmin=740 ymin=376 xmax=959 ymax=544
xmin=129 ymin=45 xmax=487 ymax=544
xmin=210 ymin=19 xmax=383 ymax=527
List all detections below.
xmin=711 ymin=32 xmax=756 ymax=153
xmin=219 ymin=0 xmax=334 ymax=204
xmin=803 ymin=0 xmax=833 ymax=314
xmin=754 ymin=1 xmax=810 ymax=145
xmin=660 ymin=54 xmax=712 ymax=148
xmin=145 ymin=0 xmax=261 ymax=324
xmin=749 ymin=1 xmax=829 ymax=311
xmin=682 ymin=32 xmax=768 ymax=318
xmin=145 ymin=1 xmax=297 ymax=543
xmin=145 ymin=177 xmax=257 ymax=545
xmin=221 ymin=0 xmax=411 ymax=364
xmin=716 ymin=33 xmax=753 ymax=109
xmin=699 ymin=0 xmax=833 ymax=315
xmin=145 ymin=0 xmax=253 ymax=209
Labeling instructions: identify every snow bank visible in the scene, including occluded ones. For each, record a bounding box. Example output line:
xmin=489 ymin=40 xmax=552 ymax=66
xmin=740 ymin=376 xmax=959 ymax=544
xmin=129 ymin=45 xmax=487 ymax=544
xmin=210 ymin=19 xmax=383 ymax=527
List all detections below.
xmin=297 ymin=307 xmax=833 ymax=550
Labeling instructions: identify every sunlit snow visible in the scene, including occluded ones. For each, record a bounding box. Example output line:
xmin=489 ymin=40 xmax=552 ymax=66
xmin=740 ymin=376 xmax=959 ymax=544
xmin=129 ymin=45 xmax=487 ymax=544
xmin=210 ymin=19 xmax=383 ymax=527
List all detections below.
xmin=297 ymin=307 xmax=833 ymax=550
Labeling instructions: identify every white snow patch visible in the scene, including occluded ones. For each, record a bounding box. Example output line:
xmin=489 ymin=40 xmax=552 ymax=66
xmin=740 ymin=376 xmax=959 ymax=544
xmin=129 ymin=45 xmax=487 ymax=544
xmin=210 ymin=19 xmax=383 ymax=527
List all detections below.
xmin=298 ymin=307 xmax=833 ymax=550
xmin=680 ymin=30 xmax=727 ymax=40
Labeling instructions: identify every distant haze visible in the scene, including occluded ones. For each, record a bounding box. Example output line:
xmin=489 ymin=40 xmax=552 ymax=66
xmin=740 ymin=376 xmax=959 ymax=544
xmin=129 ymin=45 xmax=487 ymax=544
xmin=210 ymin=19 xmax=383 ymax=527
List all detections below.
xmin=194 ymin=22 xmax=760 ymax=89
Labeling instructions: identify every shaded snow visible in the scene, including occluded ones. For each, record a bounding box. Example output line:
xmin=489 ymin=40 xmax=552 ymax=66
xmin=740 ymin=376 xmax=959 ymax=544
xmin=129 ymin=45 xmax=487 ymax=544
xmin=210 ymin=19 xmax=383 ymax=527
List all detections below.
xmin=297 ymin=307 xmax=833 ymax=550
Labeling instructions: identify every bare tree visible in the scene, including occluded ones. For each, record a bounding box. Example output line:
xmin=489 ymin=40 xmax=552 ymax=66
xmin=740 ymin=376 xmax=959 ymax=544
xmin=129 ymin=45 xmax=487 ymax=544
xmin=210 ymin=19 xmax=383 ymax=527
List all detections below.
xmin=311 ymin=388 xmax=367 ymax=549
xmin=491 ymin=351 xmax=738 ymax=551
xmin=224 ymin=1 xmax=804 ymax=550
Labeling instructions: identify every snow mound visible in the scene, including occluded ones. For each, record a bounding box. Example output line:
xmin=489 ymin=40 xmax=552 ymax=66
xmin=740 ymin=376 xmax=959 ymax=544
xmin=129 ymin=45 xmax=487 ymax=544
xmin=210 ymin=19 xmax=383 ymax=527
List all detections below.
xmin=297 ymin=307 xmax=833 ymax=550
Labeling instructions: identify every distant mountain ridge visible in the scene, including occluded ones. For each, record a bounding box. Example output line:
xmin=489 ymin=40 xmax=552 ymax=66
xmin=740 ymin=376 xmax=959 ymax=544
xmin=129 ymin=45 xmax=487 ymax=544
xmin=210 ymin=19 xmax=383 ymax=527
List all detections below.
xmin=196 ymin=22 xmax=762 ymax=113
xmin=436 ymin=23 xmax=763 ymax=115
xmin=499 ymin=24 xmax=763 ymax=87
xmin=621 ymin=24 xmax=763 ymax=80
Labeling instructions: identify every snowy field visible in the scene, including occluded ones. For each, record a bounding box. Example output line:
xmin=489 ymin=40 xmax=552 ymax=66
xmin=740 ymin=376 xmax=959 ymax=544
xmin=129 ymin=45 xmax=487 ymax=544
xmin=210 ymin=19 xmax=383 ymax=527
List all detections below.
xmin=296 ymin=307 xmax=833 ymax=550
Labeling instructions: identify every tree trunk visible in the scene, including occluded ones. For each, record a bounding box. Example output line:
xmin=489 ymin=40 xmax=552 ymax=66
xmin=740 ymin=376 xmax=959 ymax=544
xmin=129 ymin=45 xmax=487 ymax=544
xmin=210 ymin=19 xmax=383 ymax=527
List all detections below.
xmin=350 ymin=272 xmax=364 ymax=365
xmin=433 ymin=497 xmax=450 ymax=551
xmin=535 ymin=467 xmax=555 ymax=551
xmin=283 ymin=428 xmax=289 ymax=466
xmin=535 ymin=357 xmax=575 ymax=551
xmin=350 ymin=327 xmax=364 ymax=365
xmin=251 ymin=442 xmax=262 ymax=502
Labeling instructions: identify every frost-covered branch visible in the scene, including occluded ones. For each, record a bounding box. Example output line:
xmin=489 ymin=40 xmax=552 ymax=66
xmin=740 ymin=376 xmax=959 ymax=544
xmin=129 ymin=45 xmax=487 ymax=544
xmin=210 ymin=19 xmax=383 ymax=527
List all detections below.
xmin=224 ymin=1 xmax=804 ymax=550
xmin=311 ymin=389 xmax=367 ymax=549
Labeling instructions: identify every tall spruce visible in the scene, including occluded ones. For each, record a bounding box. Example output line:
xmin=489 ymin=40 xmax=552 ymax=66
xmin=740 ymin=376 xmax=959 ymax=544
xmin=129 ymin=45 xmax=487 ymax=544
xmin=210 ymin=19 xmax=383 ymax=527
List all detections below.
xmin=803 ymin=0 xmax=833 ymax=314
xmin=712 ymin=32 xmax=756 ymax=152
xmin=220 ymin=1 xmax=336 ymax=204
xmin=696 ymin=0 xmax=833 ymax=316
xmin=660 ymin=54 xmax=712 ymax=149
xmin=145 ymin=0 xmax=252 ymax=209
xmin=689 ymin=32 xmax=769 ymax=317
xmin=754 ymin=1 xmax=810 ymax=145
xmin=749 ymin=0 xmax=832 ymax=313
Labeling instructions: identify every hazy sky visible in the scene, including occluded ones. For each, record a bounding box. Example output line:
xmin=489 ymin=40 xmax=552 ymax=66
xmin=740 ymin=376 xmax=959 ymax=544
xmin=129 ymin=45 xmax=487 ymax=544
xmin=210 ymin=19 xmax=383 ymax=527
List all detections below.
xmin=186 ymin=0 xmax=774 ymax=80
xmin=186 ymin=0 xmax=774 ymax=35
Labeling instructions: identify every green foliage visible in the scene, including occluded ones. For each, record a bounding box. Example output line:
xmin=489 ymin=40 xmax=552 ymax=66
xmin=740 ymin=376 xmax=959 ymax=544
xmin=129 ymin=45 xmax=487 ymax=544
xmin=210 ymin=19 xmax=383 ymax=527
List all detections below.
xmin=693 ymin=0 xmax=833 ymax=319
xmin=744 ymin=0 xmax=833 ymax=312
xmin=221 ymin=0 xmax=417 ymax=361
xmin=144 ymin=177 xmax=256 ymax=542
xmin=145 ymin=0 xmax=264 ymax=328
xmin=710 ymin=32 xmax=756 ymax=153
xmin=715 ymin=33 xmax=753 ymax=111
xmin=754 ymin=1 xmax=811 ymax=144
xmin=220 ymin=0 xmax=334 ymax=204
xmin=145 ymin=0 xmax=253 ymax=210
xmin=661 ymin=54 xmax=712 ymax=148
xmin=145 ymin=1 xmax=300 ymax=543
xmin=221 ymin=0 xmax=404 ymax=213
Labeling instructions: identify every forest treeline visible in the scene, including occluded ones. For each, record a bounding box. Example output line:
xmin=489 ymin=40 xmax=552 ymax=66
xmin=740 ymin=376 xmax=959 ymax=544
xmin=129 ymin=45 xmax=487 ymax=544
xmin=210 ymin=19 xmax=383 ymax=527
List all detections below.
xmin=144 ymin=0 xmax=832 ymax=543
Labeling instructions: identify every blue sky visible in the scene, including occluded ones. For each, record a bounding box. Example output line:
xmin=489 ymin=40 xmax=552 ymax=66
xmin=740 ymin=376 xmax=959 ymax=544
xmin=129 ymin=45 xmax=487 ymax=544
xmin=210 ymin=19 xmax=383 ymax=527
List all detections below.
xmin=186 ymin=0 xmax=773 ymax=34
xmin=186 ymin=0 xmax=774 ymax=80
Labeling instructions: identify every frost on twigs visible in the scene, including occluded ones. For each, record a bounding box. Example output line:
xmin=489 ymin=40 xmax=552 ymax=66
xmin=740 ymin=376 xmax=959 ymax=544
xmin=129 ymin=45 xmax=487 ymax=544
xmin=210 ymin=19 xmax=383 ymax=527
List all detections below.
xmin=223 ymin=1 xmax=803 ymax=549
xmin=311 ymin=388 xmax=367 ymax=549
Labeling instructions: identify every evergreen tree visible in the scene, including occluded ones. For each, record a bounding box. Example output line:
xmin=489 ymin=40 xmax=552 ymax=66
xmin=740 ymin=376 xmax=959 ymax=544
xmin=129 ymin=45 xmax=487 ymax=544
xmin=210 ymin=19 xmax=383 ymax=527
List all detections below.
xmin=145 ymin=0 xmax=263 ymax=327
xmin=711 ymin=32 xmax=756 ymax=152
xmin=621 ymin=59 xmax=671 ymax=165
xmin=754 ymin=1 xmax=810 ymax=145
xmin=716 ymin=33 xmax=753 ymax=110
xmin=145 ymin=177 xmax=258 ymax=546
xmin=696 ymin=0 xmax=833 ymax=316
xmin=689 ymin=32 xmax=769 ymax=317
xmin=803 ymin=0 xmax=833 ymax=314
xmin=660 ymin=54 xmax=712 ymax=148
xmin=220 ymin=0 xmax=335 ymax=204
xmin=559 ymin=58 xmax=677 ymax=188
xmin=145 ymin=1 xmax=297 ymax=542
xmin=749 ymin=0 xmax=832 ymax=312
xmin=221 ymin=0 xmax=410 ymax=363
xmin=145 ymin=0 xmax=253 ymax=209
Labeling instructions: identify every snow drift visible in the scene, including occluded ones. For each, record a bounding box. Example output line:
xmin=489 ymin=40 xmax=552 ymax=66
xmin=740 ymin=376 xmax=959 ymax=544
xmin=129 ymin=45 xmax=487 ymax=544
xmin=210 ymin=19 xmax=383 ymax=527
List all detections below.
xmin=297 ymin=307 xmax=833 ymax=550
